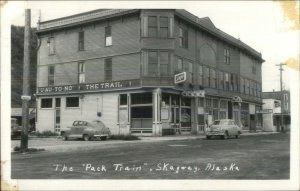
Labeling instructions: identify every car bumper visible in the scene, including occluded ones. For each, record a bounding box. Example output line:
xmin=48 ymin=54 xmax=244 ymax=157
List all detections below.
xmin=93 ymin=134 xmax=109 ymax=137
xmin=206 ymin=131 xmax=225 ymax=136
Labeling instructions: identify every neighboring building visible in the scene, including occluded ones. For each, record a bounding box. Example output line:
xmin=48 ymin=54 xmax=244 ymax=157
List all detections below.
xmin=11 ymin=108 xmax=36 ymax=131
xmin=35 ymin=9 xmax=264 ymax=136
xmin=262 ymin=91 xmax=290 ymax=131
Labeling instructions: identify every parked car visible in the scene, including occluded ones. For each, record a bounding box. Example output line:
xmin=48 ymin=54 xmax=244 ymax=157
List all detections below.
xmin=205 ymin=119 xmax=241 ymax=139
xmin=60 ymin=120 xmax=111 ymax=141
xmin=11 ymin=118 xmax=22 ymax=139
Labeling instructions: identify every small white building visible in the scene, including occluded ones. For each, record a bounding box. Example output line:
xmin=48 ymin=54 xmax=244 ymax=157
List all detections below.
xmin=262 ymin=99 xmax=282 ymax=131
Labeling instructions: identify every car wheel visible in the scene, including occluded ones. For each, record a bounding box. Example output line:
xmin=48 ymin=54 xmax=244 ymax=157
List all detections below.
xmin=61 ymin=133 xmax=68 ymax=141
xmin=206 ymin=135 xmax=211 ymax=140
xmin=235 ymin=131 xmax=241 ymax=139
xmin=83 ymin=134 xmax=90 ymax=141
xmin=100 ymin=136 xmax=107 ymax=141
xmin=222 ymin=131 xmax=229 ymax=139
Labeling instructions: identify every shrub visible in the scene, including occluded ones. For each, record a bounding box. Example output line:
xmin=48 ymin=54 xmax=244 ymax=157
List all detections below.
xmin=109 ymin=134 xmax=140 ymax=141
xmin=31 ymin=130 xmax=58 ymax=137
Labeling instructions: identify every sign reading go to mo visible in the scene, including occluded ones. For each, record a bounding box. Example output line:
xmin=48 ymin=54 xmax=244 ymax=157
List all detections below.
xmin=174 ymin=72 xmax=186 ymax=84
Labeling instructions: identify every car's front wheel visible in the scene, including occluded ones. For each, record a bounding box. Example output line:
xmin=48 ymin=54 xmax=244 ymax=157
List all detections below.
xmin=61 ymin=132 xmax=68 ymax=141
xmin=100 ymin=136 xmax=107 ymax=141
xmin=222 ymin=131 xmax=229 ymax=139
xmin=206 ymin=135 xmax=211 ymax=140
xmin=83 ymin=134 xmax=90 ymax=141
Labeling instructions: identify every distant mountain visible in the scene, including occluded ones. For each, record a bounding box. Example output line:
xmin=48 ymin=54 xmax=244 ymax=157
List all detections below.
xmin=11 ymin=25 xmax=37 ymax=108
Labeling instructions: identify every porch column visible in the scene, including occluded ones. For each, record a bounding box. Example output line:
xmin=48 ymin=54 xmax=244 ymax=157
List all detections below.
xmin=153 ymin=88 xmax=162 ymax=136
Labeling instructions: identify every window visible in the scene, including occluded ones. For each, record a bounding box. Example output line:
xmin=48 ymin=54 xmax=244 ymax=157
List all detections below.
xmin=78 ymin=62 xmax=85 ymax=83
xmin=78 ymin=31 xmax=84 ymax=51
xmin=160 ymin=52 xmax=169 ymax=76
xmin=225 ymin=72 xmax=229 ymax=90
xmin=55 ymin=98 xmax=61 ymax=108
xmin=210 ymin=68 xmax=217 ymax=88
xmin=213 ymin=99 xmax=219 ymax=108
xmin=131 ymin=93 xmax=152 ymax=105
xmin=104 ymin=58 xmax=112 ymax=81
xmin=148 ymin=16 xmax=158 ymax=37
xmin=185 ymin=61 xmax=193 ymax=83
xmin=220 ymin=100 xmax=227 ymax=109
xmin=160 ymin=17 xmax=169 ymax=38
xmin=206 ymin=99 xmax=212 ymax=108
xmin=177 ymin=58 xmax=183 ymax=71
xmin=254 ymin=82 xmax=258 ymax=97
xmin=41 ymin=98 xmax=52 ymax=108
xmin=219 ymin=71 xmax=224 ymax=90
xmin=198 ymin=65 xmax=203 ymax=86
xmin=105 ymin=26 xmax=112 ymax=46
xmin=179 ymin=27 xmax=188 ymax=48
xmin=224 ymin=48 xmax=230 ymax=64
xmin=251 ymin=81 xmax=255 ymax=96
xmin=252 ymin=62 xmax=256 ymax=74
xmin=199 ymin=98 xmax=204 ymax=107
xmin=257 ymin=83 xmax=261 ymax=97
xmin=240 ymin=77 xmax=245 ymax=94
xmin=204 ymin=66 xmax=210 ymax=87
xmin=66 ymin=97 xmax=79 ymax=108
xmin=230 ymin=74 xmax=234 ymax=91
xmin=147 ymin=51 xmax=170 ymax=76
xmin=48 ymin=65 xmax=54 ymax=86
xmin=48 ymin=37 xmax=55 ymax=55
xmin=162 ymin=94 xmax=170 ymax=105
xmin=245 ymin=79 xmax=250 ymax=94
xmin=148 ymin=51 xmax=158 ymax=76
xmin=235 ymin=75 xmax=239 ymax=92
xmin=120 ymin=94 xmax=127 ymax=106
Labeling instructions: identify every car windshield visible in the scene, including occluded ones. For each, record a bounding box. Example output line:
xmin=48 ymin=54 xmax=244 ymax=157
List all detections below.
xmin=213 ymin=120 xmax=230 ymax=125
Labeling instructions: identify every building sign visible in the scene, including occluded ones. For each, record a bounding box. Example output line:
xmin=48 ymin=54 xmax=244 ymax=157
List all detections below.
xmin=37 ymin=80 xmax=140 ymax=94
xmin=182 ymin=90 xmax=205 ymax=97
xmin=174 ymin=72 xmax=186 ymax=84
xmin=256 ymin=109 xmax=273 ymax=114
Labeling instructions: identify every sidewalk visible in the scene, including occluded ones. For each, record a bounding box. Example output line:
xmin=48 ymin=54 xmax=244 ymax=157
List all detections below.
xmin=11 ymin=131 xmax=279 ymax=153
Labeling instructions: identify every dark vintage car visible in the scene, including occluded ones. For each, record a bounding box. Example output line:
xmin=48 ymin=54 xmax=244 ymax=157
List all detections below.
xmin=206 ymin=119 xmax=242 ymax=139
xmin=60 ymin=120 xmax=111 ymax=141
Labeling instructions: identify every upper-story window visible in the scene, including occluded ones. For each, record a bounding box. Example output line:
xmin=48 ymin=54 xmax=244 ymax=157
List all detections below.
xmin=159 ymin=17 xmax=169 ymax=38
xmin=179 ymin=27 xmax=188 ymax=48
xmin=47 ymin=37 xmax=55 ymax=55
xmin=225 ymin=72 xmax=229 ymax=91
xmin=198 ymin=65 xmax=203 ymax=86
xmin=105 ymin=26 xmax=112 ymax=46
xmin=210 ymin=68 xmax=217 ymax=88
xmin=148 ymin=16 xmax=158 ymax=37
xmin=219 ymin=71 xmax=224 ymax=90
xmin=245 ymin=79 xmax=250 ymax=95
xmin=252 ymin=62 xmax=257 ymax=74
xmin=104 ymin=58 xmax=112 ymax=80
xmin=185 ymin=61 xmax=193 ymax=83
xmin=177 ymin=58 xmax=183 ymax=71
xmin=78 ymin=62 xmax=85 ymax=83
xmin=203 ymin=66 xmax=210 ymax=87
xmin=78 ymin=31 xmax=84 ymax=51
xmin=48 ymin=65 xmax=54 ymax=86
xmin=224 ymin=48 xmax=230 ymax=64
xmin=148 ymin=51 xmax=170 ymax=76
xmin=240 ymin=77 xmax=245 ymax=94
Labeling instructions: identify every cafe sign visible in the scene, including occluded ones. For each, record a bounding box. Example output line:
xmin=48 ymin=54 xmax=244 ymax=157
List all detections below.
xmin=174 ymin=72 xmax=186 ymax=84
xmin=37 ymin=80 xmax=140 ymax=94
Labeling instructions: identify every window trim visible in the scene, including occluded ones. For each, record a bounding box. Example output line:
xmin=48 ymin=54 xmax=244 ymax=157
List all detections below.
xmin=147 ymin=50 xmax=170 ymax=77
xmin=48 ymin=65 xmax=55 ymax=86
xmin=179 ymin=26 xmax=188 ymax=48
xmin=224 ymin=48 xmax=230 ymax=64
xmin=148 ymin=16 xmax=158 ymax=38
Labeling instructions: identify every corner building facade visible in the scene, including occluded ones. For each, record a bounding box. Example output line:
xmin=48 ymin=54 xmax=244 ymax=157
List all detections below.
xmin=36 ymin=9 xmax=264 ymax=136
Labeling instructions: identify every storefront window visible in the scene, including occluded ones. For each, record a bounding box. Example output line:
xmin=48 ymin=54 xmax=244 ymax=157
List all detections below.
xmin=66 ymin=97 xmax=79 ymax=108
xmin=162 ymin=93 xmax=170 ymax=105
xmin=41 ymin=98 xmax=52 ymax=108
xmin=131 ymin=93 xmax=152 ymax=105
xmin=120 ymin=94 xmax=127 ymax=106
xmin=181 ymin=108 xmax=191 ymax=127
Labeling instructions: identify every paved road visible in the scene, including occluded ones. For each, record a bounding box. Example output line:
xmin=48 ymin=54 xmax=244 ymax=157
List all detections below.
xmin=11 ymin=133 xmax=290 ymax=179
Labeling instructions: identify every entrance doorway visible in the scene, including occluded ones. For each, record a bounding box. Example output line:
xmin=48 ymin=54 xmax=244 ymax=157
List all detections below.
xmin=171 ymin=106 xmax=180 ymax=133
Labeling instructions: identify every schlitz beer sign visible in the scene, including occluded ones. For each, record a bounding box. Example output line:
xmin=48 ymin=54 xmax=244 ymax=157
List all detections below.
xmin=37 ymin=80 xmax=140 ymax=94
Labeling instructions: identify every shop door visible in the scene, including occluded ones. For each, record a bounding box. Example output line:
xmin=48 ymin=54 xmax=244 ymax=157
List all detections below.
xmin=249 ymin=114 xmax=256 ymax=131
xmin=171 ymin=107 xmax=180 ymax=133
xmin=54 ymin=98 xmax=61 ymax=133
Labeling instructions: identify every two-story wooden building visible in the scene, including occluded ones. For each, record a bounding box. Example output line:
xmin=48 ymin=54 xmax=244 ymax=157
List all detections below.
xmin=35 ymin=9 xmax=264 ymax=136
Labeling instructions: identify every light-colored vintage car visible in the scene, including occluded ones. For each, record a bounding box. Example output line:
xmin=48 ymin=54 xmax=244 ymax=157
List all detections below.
xmin=205 ymin=119 xmax=242 ymax=139
xmin=60 ymin=120 xmax=111 ymax=141
xmin=11 ymin=118 xmax=22 ymax=139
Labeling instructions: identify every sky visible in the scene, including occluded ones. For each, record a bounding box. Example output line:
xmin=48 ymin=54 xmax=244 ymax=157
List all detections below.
xmin=2 ymin=1 xmax=300 ymax=92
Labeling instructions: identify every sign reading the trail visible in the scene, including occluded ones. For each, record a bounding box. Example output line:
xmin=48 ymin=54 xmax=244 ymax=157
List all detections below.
xmin=174 ymin=72 xmax=186 ymax=84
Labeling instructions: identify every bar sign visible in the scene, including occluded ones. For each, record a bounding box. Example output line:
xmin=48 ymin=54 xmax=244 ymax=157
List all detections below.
xmin=174 ymin=72 xmax=186 ymax=84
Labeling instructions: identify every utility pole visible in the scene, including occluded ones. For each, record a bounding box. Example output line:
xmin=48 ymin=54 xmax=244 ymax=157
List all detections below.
xmin=276 ymin=63 xmax=286 ymax=132
xmin=20 ymin=9 xmax=31 ymax=151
